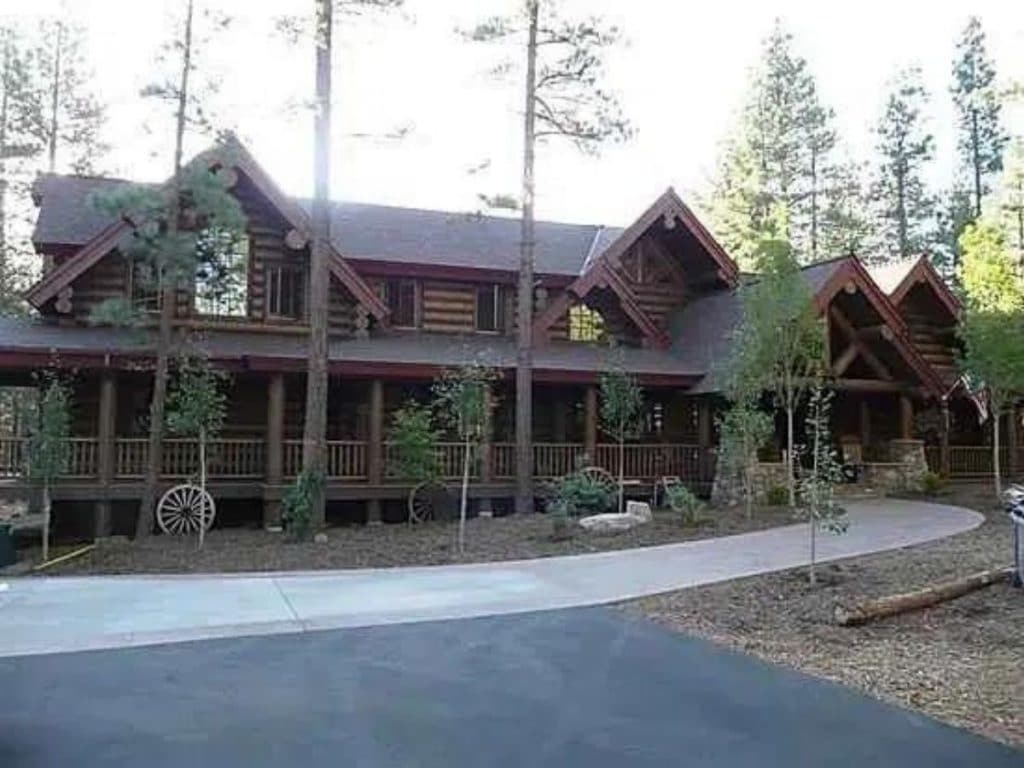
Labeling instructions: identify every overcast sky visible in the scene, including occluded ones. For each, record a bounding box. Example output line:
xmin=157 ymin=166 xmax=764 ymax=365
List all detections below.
xmin=6 ymin=0 xmax=1024 ymax=226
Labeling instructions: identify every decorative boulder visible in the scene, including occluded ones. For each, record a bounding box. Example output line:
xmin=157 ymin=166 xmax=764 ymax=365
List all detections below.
xmin=626 ymin=500 xmax=652 ymax=522
xmin=313 ymin=532 xmax=329 ymax=544
xmin=578 ymin=513 xmax=641 ymax=534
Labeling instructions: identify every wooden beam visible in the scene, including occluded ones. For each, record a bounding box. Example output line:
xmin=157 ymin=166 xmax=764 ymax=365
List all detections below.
xmin=94 ymin=371 xmax=117 ymax=538
xmin=859 ymin=400 xmax=871 ymax=447
xmin=832 ymin=344 xmax=859 ymax=377
xmin=827 ymin=379 xmax=918 ymax=394
xmin=899 ymin=395 xmax=913 ymax=439
xmin=829 ymin=306 xmax=893 ymax=381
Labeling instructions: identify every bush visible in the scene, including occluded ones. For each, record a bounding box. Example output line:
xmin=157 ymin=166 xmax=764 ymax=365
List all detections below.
xmin=665 ymin=483 xmax=703 ymax=524
xmin=547 ymin=469 xmax=615 ymax=517
xmin=920 ymin=471 xmax=946 ymax=496
xmin=281 ymin=468 xmax=324 ymax=542
xmin=548 ymin=500 xmax=574 ymax=541
xmin=765 ymin=484 xmax=789 ymax=506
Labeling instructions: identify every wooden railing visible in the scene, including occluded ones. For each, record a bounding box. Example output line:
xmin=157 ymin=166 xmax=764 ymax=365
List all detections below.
xmin=66 ymin=438 xmax=99 ymax=477
xmin=492 ymin=443 xmax=516 ymax=479
xmin=382 ymin=441 xmax=476 ymax=482
xmin=594 ymin=443 xmax=706 ymax=481
xmin=924 ymin=445 xmax=1012 ymax=478
xmin=0 ymin=436 xmax=24 ymax=478
xmin=327 ymin=441 xmax=367 ymax=479
xmin=532 ymin=443 xmax=585 ymax=479
xmin=115 ymin=438 xmax=266 ymax=479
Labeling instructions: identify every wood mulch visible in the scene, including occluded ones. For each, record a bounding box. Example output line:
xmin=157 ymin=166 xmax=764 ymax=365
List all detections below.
xmin=37 ymin=504 xmax=797 ymax=576
xmin=626 ymin=486 xmax=1024 ymax=749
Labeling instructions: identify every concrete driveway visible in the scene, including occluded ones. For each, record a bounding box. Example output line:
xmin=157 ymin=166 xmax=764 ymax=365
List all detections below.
xmin=0 ymin=607 xmax=1018 ymax=767
xmin=0 ymin=498 xmax=983 ymax=657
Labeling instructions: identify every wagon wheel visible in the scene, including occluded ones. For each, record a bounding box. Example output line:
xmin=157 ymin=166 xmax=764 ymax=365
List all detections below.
xmin=579 ymin=466 xmax=616 ymax=496
xmin=408 ymin=480 xmax=455 ymax=524
xmin=157 ymin=484 xmax=216 ymax=535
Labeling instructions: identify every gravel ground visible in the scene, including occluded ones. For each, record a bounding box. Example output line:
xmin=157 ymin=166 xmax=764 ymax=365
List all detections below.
xmin=39 ymin=504 xmax=797 ymax=575
xmin=626 ymin=486 xmax=1024 ymax=749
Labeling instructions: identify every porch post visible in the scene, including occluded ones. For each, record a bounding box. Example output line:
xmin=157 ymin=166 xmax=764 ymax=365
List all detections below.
xmin=859 ymin=400 xmax=871 ymax=448
xmin=584 ymin=385 xmax=598 ymax=462
xmin=1008 ymin=405 xmax=1018 ymax=480
xmin=698 ymin=398 xmax=713 ymax=481
xmin=899 ymin=395 xmax=913 ymax=440
xmin=478 ymin=389 xmax=494 ymax=517
xmin=264 ymin=373 xmax=285 ymax=529
xmin=940 ymin=399 xmax=951 ymax=478
xmin=366 ymin=378 xmax=384 ymax=524
xmin=94 ymin=371 xmax=117 ymax=538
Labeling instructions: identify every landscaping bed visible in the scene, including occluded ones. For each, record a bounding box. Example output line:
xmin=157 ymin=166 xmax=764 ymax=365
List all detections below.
xmin=626 ymin=486 xmax=1023 ymax=749
xmin=36 ymin=504 xmax=797 ymax=576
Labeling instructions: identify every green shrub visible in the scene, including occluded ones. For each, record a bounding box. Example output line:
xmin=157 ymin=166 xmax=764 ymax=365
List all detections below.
xmin=765 ymin=484 xmax=789 ymax=506
xmin=281 ymin=468 xmax=324 ymax=542
xmin=665 ymin=483 xmax=703 ymax=524
xmin=920 ymin=471 xmax=946 ymax=495
xmin=547 ymin=469 xmax=615 ymax=517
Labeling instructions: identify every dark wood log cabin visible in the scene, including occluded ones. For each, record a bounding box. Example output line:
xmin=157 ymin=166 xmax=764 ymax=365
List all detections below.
xmin=0 ymin=138 xmax=979 ymax=536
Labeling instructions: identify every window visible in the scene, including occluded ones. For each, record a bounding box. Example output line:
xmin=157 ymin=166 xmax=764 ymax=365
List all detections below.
xmin=384 ymin=279 xmax=418 ymax=328
xmin=568 ymin=304 xmax=605 ymax=342
xmin=128 ymin=257 xmax=162 ymax=312
xmin=194 ymin=228 xmax=249 ymax=317
xmin=475 ymin=284 xmax=504 ymax=332
xmin=267 ymin=263 xmax=305 ymax=320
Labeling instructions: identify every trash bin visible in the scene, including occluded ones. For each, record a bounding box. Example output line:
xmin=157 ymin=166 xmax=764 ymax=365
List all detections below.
xmin=0 ymin=523 xmax=14 ymax=568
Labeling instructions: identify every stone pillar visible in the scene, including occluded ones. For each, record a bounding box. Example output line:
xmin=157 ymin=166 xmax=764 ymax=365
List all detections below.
xmin=94 ymin=371 xmax=117 ymax=538
xmin=889 ymin=438 xmax=927 ymax=492
xmin=940 ymin=400 xmax=951 ymax=478
xmin=584 ymin=386 xmax=598 ymax=463
xmin=899 ymin=395 xmax=914 ymax=440
xmin=366 ymin=379 xmax=384 ymax=524
xmin=264 ymin=373 xmax=285 ymax=529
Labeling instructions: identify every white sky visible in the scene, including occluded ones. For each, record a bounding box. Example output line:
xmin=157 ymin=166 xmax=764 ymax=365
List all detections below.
xmin=5 ymin=0 xmax=1024 ymax=227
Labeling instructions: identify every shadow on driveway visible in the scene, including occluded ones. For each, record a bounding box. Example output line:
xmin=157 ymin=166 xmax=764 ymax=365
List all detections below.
xmin=0 ymin=607 xmax=1018 ymax=767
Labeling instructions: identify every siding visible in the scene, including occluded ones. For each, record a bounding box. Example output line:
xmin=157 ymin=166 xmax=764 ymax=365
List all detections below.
xmin=421 ymin=281 xmax=476 ymax=333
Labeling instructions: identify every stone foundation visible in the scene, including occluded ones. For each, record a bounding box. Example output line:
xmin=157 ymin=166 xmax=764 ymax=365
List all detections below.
xmin=711 ymin=438 xmax=928 ymax=505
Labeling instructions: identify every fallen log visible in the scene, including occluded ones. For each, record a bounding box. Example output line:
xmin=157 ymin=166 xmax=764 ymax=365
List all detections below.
xmin=834 ymin=566 xmax=1014 ymax=627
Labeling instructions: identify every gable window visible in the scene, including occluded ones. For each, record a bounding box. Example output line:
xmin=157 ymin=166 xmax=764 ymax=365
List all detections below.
xmin=475 ymin=284 xmax=505 ymax=333
xmin=267 ymin=263 xmax=305 ymax=320
xmin=569 ymin=304 xmax=605 ymax=342
xmin=384 ymin=279 xmax=418 ymax=328
xmin=194 ymin=228 xmax=249 ymax=317
xmin=127 ymin=257 xmax=162 ymax=312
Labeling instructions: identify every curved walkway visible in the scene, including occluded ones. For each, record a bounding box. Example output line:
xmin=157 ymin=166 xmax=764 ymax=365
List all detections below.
xmin=0 ymin=498 xmax=982 ymax=657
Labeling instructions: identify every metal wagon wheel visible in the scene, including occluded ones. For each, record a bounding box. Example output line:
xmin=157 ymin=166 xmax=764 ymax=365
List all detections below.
xmin=157 ymin=484 xmax=216 ymax=535
xmin=408 ymin=480 xmax=455 ymax=524
xmin=579 ymin=466 xmax=616 ymax=495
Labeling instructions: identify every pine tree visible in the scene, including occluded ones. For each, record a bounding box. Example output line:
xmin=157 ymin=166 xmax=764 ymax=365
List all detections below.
xmin=951 ymin=16 xmax=1008 ymax=219
xmin=465 ymin=1 xmax=631 ymax=515
xmin=995 ymin=138 xmax=1024 ymax=268
xmin=708 ymin=21 xmax=857 ymax=266
xmin=34 ymin=18 xmax=107 ymax=174
xmin=870 ymin=67 xmax=935 ymax=262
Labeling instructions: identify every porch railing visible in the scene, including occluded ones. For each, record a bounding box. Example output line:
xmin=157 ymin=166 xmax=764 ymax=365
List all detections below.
xmin=0 ymin=436 xmax=24 ymax=478
xmin=115 ymin=438 xmax=266 ymax=479
xmin=594 ymin=443 xmax=705 ymax=481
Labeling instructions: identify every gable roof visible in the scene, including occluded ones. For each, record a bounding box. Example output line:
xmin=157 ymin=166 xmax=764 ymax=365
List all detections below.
xmin=31 ymin=174 xmax=618 ymax=279
xmin=25 ymin=138 xmax=388 ymax=319
xmin=668 ymin=256 xmax=945 ymax=396
xmin=867 ymin=255 xmax=961 ymax=321
xmin=533 ymin=189 xmax=739 ymax=348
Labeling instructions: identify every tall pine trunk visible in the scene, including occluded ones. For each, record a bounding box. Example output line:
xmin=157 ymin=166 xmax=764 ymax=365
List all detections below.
xmin=41 ymin=483 xmax=51 ymax=563
xmin=47 ymin=21 xmax=63 ymax=173
xmin=514 ymin=0 xmax=539 ymax=516
xmin=808 ymin=403 xmax=819 ymax=585
xmin=302 ymin=0 xmax=332 ymax=530
xmin=459 ymin=437 xmax=470 ymax=554
xmin=617 ymin=433 xmax=625 ymax=514
xmin=971 ymin=109 xmax=982 ymax=218
xmin=993 ymin=404 xmax=1002 ymax=500
xmin=0 ymin=38 xmax=10 ymax=295
xmin=137 ymin=0 xmax=194 ymax=539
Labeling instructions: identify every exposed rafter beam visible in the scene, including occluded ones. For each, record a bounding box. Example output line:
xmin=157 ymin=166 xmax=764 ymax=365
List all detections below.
xmin=829 ymin=306 xmax=893 ymax=381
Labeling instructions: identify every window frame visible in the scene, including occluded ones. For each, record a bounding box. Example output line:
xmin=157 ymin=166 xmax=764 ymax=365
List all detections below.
xmin=265 ymin=261 xmax=307 ymax=322
xmin=384 ymin=278 xmax=419 ymax=329
xmin=568 ymin=303 xmax=606 ymax=343
xmin=193 ymin=229 xmax=251 ymax=319
xmin=475 ymin=283 xmax=504 ymax=334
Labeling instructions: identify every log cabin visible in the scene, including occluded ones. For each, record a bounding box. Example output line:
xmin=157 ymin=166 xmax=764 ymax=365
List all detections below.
xmin=0 ymin=137 xmax=995 ymax=537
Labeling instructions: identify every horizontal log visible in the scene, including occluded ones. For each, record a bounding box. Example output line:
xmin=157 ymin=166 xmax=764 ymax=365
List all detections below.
xmin=834 ymin=567 xmax=1013 ymax=626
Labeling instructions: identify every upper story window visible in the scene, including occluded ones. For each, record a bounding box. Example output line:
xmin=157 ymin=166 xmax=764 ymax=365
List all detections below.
xmin=194 ymin=228 xmax=249 ymax=318
xmin=475 ymin=284 xmax=505 ymax=333
xmin=126 ymin=255 xmax=163 ymax=313
xmin=569 ymin=304 xmax=605 ymax=342
xmin=267 ymin=262 xmax=305 ymax=320
xmin=384 ymin=279 xmax=418 ymax=328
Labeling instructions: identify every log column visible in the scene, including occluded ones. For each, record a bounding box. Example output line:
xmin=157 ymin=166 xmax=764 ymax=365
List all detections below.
xmin=94 ymin=371 xmax=117 ymax=538
xmin=264 ymin=373 xmax=285 ymax=529
xmin=940 ymin=399 xmax=951 ymax=478
xmin=584 ymin=386 xmax=598 ymax=463
xmin=697 ymin=398 xmax=713 ymax=481
xmin=899 ymin=395 xmax=914 ymax=439
xmin=859 ymin=400 xmax=871 ymax=448
xmin=478 ymin=389 xmax=494 ymax=517
xmin=366 ymin=379 xmax=384 ymax=524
